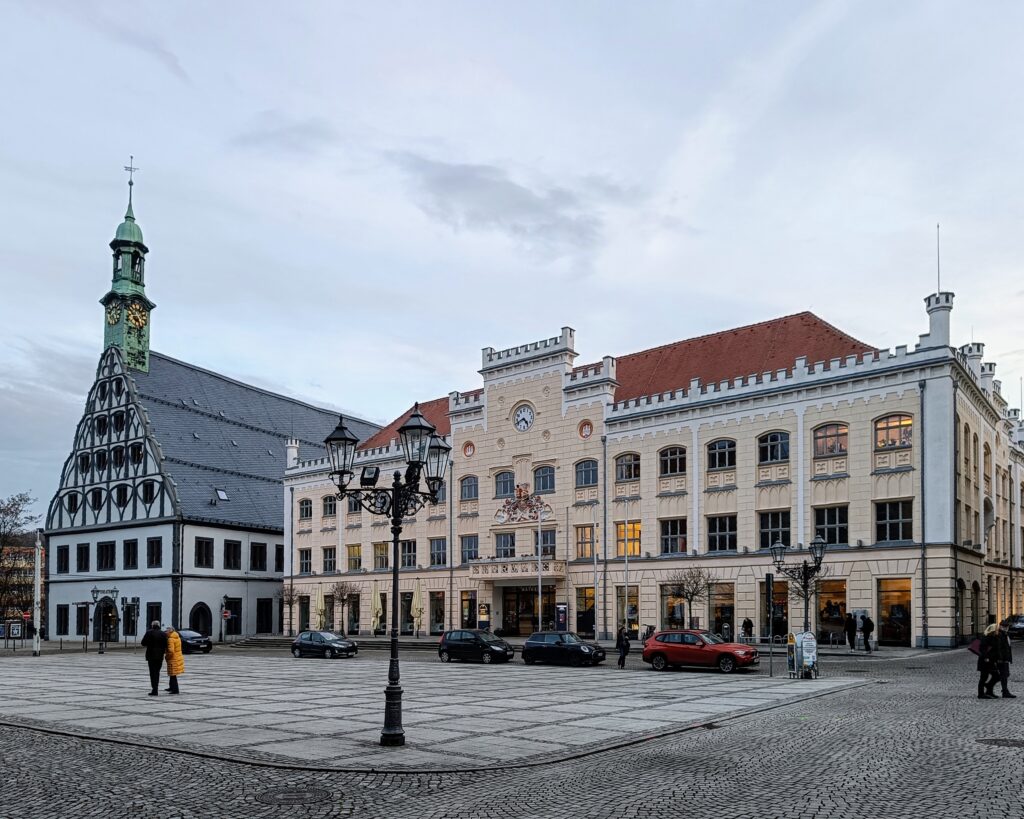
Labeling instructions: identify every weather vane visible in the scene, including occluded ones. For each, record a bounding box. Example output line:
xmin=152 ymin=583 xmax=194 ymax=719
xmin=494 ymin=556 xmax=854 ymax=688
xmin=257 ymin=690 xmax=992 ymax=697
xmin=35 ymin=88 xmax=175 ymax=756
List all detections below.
xmin=124 ymin=155 xmax=138 ymax=205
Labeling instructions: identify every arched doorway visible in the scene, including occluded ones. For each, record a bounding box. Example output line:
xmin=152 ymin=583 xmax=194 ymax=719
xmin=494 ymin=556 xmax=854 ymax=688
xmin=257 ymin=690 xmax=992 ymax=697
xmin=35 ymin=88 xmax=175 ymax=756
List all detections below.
xmin=92 ymin=598 xmax=119 ymax=643
xmin=189 ymin=602 xmax=212 ymax=636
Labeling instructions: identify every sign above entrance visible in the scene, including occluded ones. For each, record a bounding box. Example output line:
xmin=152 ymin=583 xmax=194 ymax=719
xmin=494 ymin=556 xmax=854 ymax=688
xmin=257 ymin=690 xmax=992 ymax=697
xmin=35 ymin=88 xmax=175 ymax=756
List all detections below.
xmin=494 ymin=483 xmax=554 ymax=525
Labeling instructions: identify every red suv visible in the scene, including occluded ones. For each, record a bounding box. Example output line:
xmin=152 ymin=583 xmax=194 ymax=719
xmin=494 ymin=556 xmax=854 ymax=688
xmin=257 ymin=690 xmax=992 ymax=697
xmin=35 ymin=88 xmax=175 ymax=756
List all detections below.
xmin=642 ymin=629 xmax=759 ymax=674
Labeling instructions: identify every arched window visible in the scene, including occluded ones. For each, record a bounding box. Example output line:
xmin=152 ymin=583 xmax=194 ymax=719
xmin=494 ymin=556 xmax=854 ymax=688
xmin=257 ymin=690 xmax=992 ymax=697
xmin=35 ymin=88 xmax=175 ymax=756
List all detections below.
xmin=98 ymin=382 xmax=108 ymax=402
xmin=95 ymin=415 xmax=108 ymax=437
xmin=495 ymin=471 xmax=516 ymax=498
xmin=615 ymin=453 xmax=640 ymax=482
xmin=114 ymin=484 xmax=130 ymax=508
xmin=575 ymin=459 xmax=598 ymax=487
xmin=460 ymin=475 xmax=479 ymax=501
xmin=112 ymin=447 xmax=125 ymax=469
xmin=113 ymin=411 xmax=126 ymax=434
xmin=758 ymin=432 xmax=790 ymax=464
xmin=141 ymin=481 xmax=157 ymax=504
xmin=95 ymin=450 xmax=108 ymax=472
xmin=65 ymin=492 xmax=80 ymax=514
xmin=113 ymin=378 xmax=124 ymax=398
xmin=707 ymin=439 xmax=736 ymax=470
xmin=90 ymin=488 xmax=104 ymax=511
xmin=533 ymin=465 xmax=555 ymax=494
xmin=658 ymin=447 xmax=686 ymax=477
xmin=322 ymin=495 xmax=337 ymax=517
xmin=79 ymin=453 xmax=92 ymax=474
xmin=874 ymin=414 xmax=913 ymax=450
xmin=130 ymin=443 xmax=144 ymax=465
xmin=298 ymin=498 xmax=312 ymax=520
xmin=813 ymin=424 xmax=848 ymax=457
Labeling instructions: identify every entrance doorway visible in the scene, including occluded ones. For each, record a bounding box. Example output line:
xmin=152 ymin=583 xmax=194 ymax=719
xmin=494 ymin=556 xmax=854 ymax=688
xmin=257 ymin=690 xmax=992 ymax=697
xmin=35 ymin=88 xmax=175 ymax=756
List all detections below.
xmin=877 ymin=578 xmax=912 ymax=646
xmin=189 ymin=602 xmax=212 ymax=636
xmin=501 ymin=586 xmax=554 ymax=636
xmin=255 ymin=598 xmax=273 ymax=634
xmin=92 ymin=598 xmax=119 ymax=643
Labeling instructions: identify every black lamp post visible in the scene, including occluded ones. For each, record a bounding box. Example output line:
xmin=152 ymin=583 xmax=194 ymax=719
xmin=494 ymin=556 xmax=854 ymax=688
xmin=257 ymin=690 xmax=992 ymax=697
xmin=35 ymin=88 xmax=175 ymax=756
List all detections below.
xmin=769 ymin=534 xmax=827 ymax=633
xmin=219 ymin=594 xmax=229 ymax=643
xmin=325 ymin=405 xmax=450 ymax=747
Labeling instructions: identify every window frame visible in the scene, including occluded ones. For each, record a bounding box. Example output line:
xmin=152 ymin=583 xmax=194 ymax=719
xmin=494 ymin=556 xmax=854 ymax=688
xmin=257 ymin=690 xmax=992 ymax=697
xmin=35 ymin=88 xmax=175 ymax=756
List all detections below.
xmin=298 ymin=498 xmax=313 ymax=520
xmin=146 ymin=537 xmax=162 ymax=568
xmin=875 ymin=499 xmax=913 ymax=543
xmin=460 ymin=475 xmax=479 ymax=501
xmin=322 ymin=546 xmax=337 ymax=574
xmin=250 ymin=542 xmax=267 ymax=572
xmin=615 ymin=521 xmax=642 ymax=557
xmin=373 ymin=543 xmax=388 ymax=570
xmin=615 ymin=453 xmax=641 ymax=483
xmin=533 ymin=465 xmax=555 ymax=494
xmin=460 ymin=534 xmax=479 ymax=563
xmin=707 ymin=439 xmax=737 ymax=471
xmin=56 ymin=545 xmax=69 ymax=574
xmin=97 ymin=540 xmax=116 ymax=572
xmin=874 ymin=414 xmax=913 ymax=451
xmin=298 ymin=548 xmax=312 ymax=574
xmin=575 ymin=525 xmax=595 ymax=559
xmin=495 ymin=532 xmax=516 ymax=559
xmin=814 ymin=505 xmax=849 ymax=546
xmin=757 ymin=431 xmax=790 ymax=465
xmin=194 ymin=537 xmax=214 ymax=569
xmin=575 ymin=459 xmax=598 ymax=488
xmin=758 ymin=510 xmax=791 ymax=550
xmin=494 ymin=471 xmax=516 ymax=499
xmin=76 ymin=543 xmax=89 ymax=573
xmin=346 ymin=544 xmax=362 ymax=571
xmin=430 ymin=537 xmax=447 ymax=567
xmin=658 ymin=446 xmax=687 ymax=477
xmin=659 ymin=518 xmax=687 ymax=554
xmin=322 ymin=495 xmax=337 ymax=517
xmin=707 ymin=515 xmax=738 ymax=552
xmin=224 ymin=539 xmax=242 ymax=571
xmin=813 ymin=423 xmax=849 ymax=458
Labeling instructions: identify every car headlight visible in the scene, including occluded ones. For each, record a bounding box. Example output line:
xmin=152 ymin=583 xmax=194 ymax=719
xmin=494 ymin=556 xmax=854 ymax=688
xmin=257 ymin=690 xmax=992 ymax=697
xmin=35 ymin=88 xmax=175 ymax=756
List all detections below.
xmin=734 ymin=650 xmax=749 ymax=656
xmin=580 ymin=645 xmax=592 ymax=653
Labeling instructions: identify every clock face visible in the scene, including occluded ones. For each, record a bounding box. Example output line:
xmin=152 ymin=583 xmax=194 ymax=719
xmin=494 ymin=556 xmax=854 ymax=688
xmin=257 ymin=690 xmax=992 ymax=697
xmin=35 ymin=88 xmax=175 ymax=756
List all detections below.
xmin=513 ymin=404 xmax=535 ymax=432
xmin=126 ymin=302 xmax=148 ymax=329
xmin=106 ymin=303 xmax=122 ymax=326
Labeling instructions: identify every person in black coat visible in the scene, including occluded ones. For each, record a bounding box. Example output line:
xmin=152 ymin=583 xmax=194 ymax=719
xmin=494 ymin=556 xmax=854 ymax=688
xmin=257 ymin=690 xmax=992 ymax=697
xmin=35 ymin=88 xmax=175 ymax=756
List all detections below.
xmin=860 ymin=614 xmax=874 ymax=653
xmin=844 ymin=613 xmax=857 ymax=653
xmin=615 ymin=624 xmax=630 ymax=669
xmin=990 ymin=622 xmax=1015 ymax=698
xmin=978 ymin=624 xmax=1001 ymax=699
xmin=141 ymin=620 xmax=168 ymax=696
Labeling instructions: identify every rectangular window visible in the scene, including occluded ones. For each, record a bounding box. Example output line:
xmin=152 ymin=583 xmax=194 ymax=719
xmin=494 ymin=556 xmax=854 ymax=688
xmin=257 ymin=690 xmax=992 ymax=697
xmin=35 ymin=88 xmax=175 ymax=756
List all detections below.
xmin=876 ymin=500 xmax=913 ymax=543
xmin=707 ymin=515 xmax=738 ymax=552
xmin=814 ymin=424 xmax=848 ymax=457
xmin=435 ymin=481 xmax=447 ymax=504
xmin=123 ymin=539 xmax=138 ymax=570
xmin=147 ymin=537 xmax=162 ymax=568
xmin=224 ymin=540 xmax=241 ymax=571
xmin=660 ymin=519 xmax=687 ymax=554
xmin=56 ymin=545 xmax=69 ymax=574
xmin=323 ymin=547 xmax=337 ymax=573
xmin=615 ymin=521 xmax=641 ymax=557
xmin=460 ymin=535 xmax=479 ymax=563
xmin=575 ymin=460 xmax=598 ymax=487
xmin=758 ymin=510 xmax=791 ymax=550
xmin=347 ymin=496 xmax=361 ymax=514
xmin=123 ymin=600 xmax=138 ymax=636
xmin=225 ymin=598 xmax=241 ymax=636
xmin=616 ymin=454 xmax=640 ymax=482
xmin=298 ymin=548 xmax=312 ymax=574
xmin=76 ymin=543 xmax=90 ymax=572
xmin=76 ymin=604 xmax=90 ymax=635
xmin=56 ymin=604 xmax=69 ymax=636
xmin=373 ymin=543 xmax=388 ymax=570
xmin=495 ymin=472 xmax=515 ymax=498
xmin=347 ymin=544 xmax=362 ymax=571
xmin=575 ymin=525 xmax=595 ymax=559
xmin=195 ymin=537 xmax=214 ymax=569
xmin=400 ymin=540 xmax=417 ymax=568
xmin=430 ymin=538 xmax=447 ymax=567
xmin=145 ymin=602 xmax=161 ymax=629
xmin=323 ymin=495 xmax=337 ymax=517
xmin=495 ymin=532 xmax=516 ymax=558
xmin=275 ymin=544 xmax=284 ymax=573
xmin=814 ymin=505 xmax=849 ymax=545
xmin=533 ymin=529 xmax=556 ymax=557
xmin=250 ymin=542 xmax=267 ymax=571
xmin=460 ymin=477 xmax=479 ymax=501
xmin=97 ymin=541 xmax=115 ymax=571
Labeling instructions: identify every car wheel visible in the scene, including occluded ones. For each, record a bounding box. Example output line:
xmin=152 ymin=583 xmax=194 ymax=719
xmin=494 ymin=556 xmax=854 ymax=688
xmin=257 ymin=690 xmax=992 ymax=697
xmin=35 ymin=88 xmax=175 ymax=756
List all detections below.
xmin=718 ymin=655 xmax=737 ymax=674
xmin=523 ymin=655 xmax=535 ymax=665
xmin=202 ymin=646 xmax=212 ymax=654
xmin=482 ymin=652 xmax=493 ymax=664
xmin=439 ymin=650 xmax=451 ymax=663
xmin=291 ymin=647 xmax=301 ymax=658
xmin=651 ymin=654 xmax=668 ymax=671
xmin=569 ymin=654 xmax=582 ymax=667
xmin=325 ymin=648 xmax=336 ymax=659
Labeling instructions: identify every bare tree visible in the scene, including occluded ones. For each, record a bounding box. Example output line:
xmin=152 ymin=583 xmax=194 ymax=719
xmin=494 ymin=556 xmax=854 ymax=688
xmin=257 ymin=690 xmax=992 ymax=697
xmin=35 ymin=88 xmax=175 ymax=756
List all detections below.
xmin=0 ymin=493 xmax=38 ymax=620
xmin=785 ymin=564 xmax=833 ymax=634
xmin=279 ymin=585 xmax=299 ymax=636
xmin=663 ymin=566 xmax=715 ymax=629
xmin=327 ymin=580 xmax=360 ymax=634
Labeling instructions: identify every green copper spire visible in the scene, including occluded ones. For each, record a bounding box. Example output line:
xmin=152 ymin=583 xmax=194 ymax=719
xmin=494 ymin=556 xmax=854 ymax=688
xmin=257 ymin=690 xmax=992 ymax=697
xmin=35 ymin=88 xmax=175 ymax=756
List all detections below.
xmin=101 ymin=157 xmax=155 ymax=372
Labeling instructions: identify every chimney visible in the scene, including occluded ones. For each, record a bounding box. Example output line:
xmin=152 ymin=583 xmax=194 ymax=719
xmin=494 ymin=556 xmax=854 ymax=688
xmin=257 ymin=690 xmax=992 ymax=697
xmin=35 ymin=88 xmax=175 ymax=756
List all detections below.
xmin=286 ymin=438 xmax=300 ymax=468
xmin=920 ymin=292 xmax=954 ymax=349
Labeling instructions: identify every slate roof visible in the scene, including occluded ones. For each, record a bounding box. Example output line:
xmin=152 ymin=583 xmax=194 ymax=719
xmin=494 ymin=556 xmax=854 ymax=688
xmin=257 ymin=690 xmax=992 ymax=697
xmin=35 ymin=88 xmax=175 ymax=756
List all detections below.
xmin=133 ymin=352 xmax=380 ymax=530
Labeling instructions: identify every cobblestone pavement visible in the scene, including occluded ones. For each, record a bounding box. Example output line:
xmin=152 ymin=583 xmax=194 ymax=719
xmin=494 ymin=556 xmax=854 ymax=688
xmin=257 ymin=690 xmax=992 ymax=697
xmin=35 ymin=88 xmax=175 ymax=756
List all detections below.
xmin=2 ymin=650 xmax=1022 ymax=819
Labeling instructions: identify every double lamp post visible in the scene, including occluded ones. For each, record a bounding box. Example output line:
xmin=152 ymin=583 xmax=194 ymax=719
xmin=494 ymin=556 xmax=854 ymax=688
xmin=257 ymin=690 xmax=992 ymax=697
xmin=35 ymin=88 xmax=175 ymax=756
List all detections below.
xmin=324 ymin=404 xmax=450 ymax=747
xmin=768 ymin=533 xmax=827 ymax=633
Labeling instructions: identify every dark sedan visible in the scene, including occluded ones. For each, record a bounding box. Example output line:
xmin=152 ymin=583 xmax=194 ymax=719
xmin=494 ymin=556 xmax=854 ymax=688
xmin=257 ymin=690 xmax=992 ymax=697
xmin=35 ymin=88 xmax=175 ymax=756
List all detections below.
xmin=291 ymin=631 xmax=358 ymax=659
xmin=438 ymin=629 xmax=515 ymax=663
xmin=1001 ymin=614 xmax=1024 ymax=640
xmin=522 ymin=631 xmax=605 ymax=666
xmin=178 ymin=629 xmax=212 ymax=654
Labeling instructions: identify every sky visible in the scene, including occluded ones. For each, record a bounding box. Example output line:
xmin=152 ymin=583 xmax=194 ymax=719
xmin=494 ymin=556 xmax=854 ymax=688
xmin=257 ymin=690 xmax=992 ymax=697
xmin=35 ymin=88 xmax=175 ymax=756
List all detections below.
xmin=2 ymin=1 xmax=1024 ymax=522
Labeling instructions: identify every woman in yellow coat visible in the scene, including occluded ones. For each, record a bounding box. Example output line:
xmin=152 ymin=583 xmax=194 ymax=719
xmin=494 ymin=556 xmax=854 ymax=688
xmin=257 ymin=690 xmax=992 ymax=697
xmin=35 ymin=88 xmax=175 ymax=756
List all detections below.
xmin=164 ymin=626 xmax=185 ymax=694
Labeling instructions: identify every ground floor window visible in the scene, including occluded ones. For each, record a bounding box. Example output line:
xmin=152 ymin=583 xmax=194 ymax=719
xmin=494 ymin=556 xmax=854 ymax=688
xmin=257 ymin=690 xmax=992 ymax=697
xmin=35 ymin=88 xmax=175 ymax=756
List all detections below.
xmin=76 ymin=604 xmax=90 ymax=635
xmin=56 ymin=604 xmax=69 ymax=636
xmin=878 ymin=577 xmax=912 ymax=646
xmin=461 ymin=590 xmax=477 ymax=629
xmin=429 ymin=591 xmax=445 ymax=635
xmin=575 ymin=586 xmax=595 ymax=638
xmin=760 ymin=580 xmax=789 ymax=638
xmin=615 ymin=585 xmax=639 ymax=638
xmin=145 ymin=602 xmax=161 ymax=631
xmin=401 ymin=591 xmax=415 ymax=635
xmin=324 ymin=595 xmax=335 ymax=631
xmin=501 ymin=586 xmax=554 ymax=635
xmin=709 ymin=582 xmax=735 ymax=639
xmin=225 ymin=598 xmax=241 ymax=635
xmin=373 ymin=593 xmax=387 ymax=634
xmin=298 ymin=596 xmax=309 ymax=632
xmin=817 ymin=579 xmax=846 ymax=643
xmin=661 ymin=585 xmax=686 ymax=630
xmin=347 ymin=594 xmax=360 ymax=635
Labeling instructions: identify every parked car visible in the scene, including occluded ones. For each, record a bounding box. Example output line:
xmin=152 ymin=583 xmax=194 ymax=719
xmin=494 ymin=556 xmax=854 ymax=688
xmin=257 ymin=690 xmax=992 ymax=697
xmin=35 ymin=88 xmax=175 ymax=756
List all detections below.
xmin=178 ymin=629 xmax=212 ymax=655
xmin=642 ymin=629 xmax=759 ymax=674
xmin=291 ymin=631 xmax=358 ymax=659
xmin=438 ymin=629 xmax=515 ymax=663
xmin=1001 ymin=614 xmax=1024 ymax=640
xmin=522 ymin=631 xmax=606 ymax=666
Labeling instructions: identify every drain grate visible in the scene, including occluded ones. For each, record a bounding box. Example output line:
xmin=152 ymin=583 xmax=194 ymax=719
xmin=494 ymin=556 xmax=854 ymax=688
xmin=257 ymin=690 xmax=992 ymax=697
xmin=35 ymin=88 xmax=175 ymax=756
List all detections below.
xmin=977 ymin=739 xmax=1024 ymax=749
xmin=256 ymin=787 xmax=332 ymax=805
xmin=904 ymin=666 xmax=927 ymax=670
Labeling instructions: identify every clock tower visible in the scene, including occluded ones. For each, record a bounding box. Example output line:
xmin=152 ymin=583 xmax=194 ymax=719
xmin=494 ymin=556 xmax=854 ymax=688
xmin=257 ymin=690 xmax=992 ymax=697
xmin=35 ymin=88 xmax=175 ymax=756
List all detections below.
xmin=100 ymin=165 xmax=155 ymax=372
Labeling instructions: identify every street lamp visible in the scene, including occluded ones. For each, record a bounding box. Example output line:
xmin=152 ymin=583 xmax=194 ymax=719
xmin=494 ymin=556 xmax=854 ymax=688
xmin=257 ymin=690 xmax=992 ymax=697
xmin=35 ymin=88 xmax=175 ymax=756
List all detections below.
xmin=220 ymin=594 xmax=229 ymax=643
xmin=325 ymin=406 xmax=450 ymax=747
xmin=32 ymin=528 xmax=42 ymax=657
xmin=769 ymin=534 xmax=828 ymax=633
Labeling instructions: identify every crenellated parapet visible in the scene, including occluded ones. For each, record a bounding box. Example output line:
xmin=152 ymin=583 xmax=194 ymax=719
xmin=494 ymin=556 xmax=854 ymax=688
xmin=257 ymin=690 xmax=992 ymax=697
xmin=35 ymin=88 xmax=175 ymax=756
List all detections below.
xmin=480 ymin=326 xmax=576 ymax=374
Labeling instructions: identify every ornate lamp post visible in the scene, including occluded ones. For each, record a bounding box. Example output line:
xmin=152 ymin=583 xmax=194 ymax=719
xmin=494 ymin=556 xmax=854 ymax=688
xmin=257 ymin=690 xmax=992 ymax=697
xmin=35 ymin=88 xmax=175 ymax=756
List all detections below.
xmin=769 ymin=534 xmax=827 ymax=633
xmin=90 ymin=585 xmax=119 ymax=654
xmin=219 ymin=594 xmax=229 ymax=643
xmin=325 ymin=405 xmax=450 ymax=747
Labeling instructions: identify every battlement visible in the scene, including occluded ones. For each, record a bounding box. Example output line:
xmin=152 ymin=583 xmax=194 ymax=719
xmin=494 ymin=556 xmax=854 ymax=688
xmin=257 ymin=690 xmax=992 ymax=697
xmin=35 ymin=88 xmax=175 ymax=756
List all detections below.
xmin=565 ymin=356 xmax=617 ymax=389
xmin=481 ymin=327 xmax=575 ymax=371
xmin=449 ymin=389 xmax=484 ymax=413
xmin=960 ymin=342 xmax=985 ymax=358
xmin=925 ymin=291 xmax=954 ymax=311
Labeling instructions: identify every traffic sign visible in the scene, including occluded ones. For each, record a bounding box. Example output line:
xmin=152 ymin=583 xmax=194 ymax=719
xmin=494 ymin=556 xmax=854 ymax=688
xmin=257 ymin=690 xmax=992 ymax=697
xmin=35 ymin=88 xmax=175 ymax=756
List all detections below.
xmin=222 ymin=610 xmax=231 ymax=620
xmin=22 ymin=611 xmax=30 ymax=621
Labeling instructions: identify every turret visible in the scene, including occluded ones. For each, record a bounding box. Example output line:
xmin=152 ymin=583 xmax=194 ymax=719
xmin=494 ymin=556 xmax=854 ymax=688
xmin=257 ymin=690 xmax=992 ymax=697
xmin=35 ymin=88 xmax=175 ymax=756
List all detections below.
xmin=918 ymin=291 xmax=954 ymax=349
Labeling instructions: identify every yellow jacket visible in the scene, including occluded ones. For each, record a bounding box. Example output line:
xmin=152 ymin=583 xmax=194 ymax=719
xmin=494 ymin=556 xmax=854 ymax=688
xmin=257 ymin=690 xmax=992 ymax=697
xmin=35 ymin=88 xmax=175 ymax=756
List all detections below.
xmin=165 ymin=629 xmax=185 ymax=677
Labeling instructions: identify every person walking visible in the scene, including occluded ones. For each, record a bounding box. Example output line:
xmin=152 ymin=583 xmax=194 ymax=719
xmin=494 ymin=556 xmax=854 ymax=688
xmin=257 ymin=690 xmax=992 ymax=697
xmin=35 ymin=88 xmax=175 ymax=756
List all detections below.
xmin=742 ymin=617 xmax=754 ymax=640
xmin=991 ymin=622 xmax=1015 ymax=698
xmin=978 ymin=624 xmax=1001 ymax=699
xmin=164 ymin=625 xmax=185 ymax=695
xmin=141 ymin=620 xmax=168 ymax=696
xmin=860 ymin=614 xmax=874 ymax=653
xmin=615 ymin=623 xmax=630 ymax=669
xmin=844 ymin=613 xmax=858 ymax=653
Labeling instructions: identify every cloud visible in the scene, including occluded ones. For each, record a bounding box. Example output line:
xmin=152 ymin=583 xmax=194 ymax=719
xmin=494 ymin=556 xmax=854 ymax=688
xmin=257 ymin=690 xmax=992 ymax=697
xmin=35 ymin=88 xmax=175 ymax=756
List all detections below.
xmin=229 ymin=112 xmax=340 ymax=155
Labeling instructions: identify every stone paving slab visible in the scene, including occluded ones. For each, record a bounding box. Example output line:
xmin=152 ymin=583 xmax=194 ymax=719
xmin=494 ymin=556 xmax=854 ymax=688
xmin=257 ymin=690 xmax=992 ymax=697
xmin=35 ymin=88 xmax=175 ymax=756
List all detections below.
xmin=0 ymin=651 xmax=862 ymax=771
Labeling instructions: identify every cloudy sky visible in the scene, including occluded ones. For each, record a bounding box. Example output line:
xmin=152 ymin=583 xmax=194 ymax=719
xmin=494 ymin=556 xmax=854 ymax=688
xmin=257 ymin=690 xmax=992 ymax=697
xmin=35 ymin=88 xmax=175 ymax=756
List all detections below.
xmin=3 ymin=1 xmax=1024 ymax=520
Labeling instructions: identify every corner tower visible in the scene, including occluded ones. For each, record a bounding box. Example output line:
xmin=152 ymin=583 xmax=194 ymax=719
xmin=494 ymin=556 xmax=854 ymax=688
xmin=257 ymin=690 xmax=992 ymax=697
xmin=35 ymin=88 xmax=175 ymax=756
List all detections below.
xmin=100 ymin=162 xmax=155 ymax=372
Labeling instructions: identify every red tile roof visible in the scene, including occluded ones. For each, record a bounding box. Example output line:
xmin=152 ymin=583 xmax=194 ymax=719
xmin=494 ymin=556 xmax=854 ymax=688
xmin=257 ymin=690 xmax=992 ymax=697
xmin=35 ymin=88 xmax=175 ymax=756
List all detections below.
xmin=611 ymin=312 xmax=874 ymax=403
xmin=358 ymin=396 xmax=451 ymax=452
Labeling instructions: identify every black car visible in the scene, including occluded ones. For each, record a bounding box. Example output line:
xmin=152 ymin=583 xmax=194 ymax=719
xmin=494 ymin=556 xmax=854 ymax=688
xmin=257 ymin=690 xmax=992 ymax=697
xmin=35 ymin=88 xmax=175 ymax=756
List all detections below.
xmin=291 ymin=631 xmax=358 ymax=659
xmin=438 ymin=629 xmax=514 ymax=663
xmin=178 ymin=629 xmax=212 ymax=655
xmin=1001 ymin=614 xmax=1024 ymax=640
xmin=522 ymin=631 xmax=606 ymax=666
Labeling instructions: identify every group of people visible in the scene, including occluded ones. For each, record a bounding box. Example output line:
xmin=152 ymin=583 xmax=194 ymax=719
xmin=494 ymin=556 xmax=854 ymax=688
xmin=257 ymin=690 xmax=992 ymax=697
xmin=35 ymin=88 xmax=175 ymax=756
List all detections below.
xmin=976 ymin=621 xmax=1015 ymax=699
xmin=140 ymin=620 xmax=185 ymax=696
xmin=843 ymin=613 xmax=875 ymax=653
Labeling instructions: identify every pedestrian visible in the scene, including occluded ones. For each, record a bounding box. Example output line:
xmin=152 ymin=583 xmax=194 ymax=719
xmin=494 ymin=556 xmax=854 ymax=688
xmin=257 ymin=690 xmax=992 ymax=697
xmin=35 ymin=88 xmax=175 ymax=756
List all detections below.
xmin=978 ymin=624 xmax=1001 ymax=699
xmin=615 ymin=623 xmax=630 ymax=669
xmin=140 ymin=620 xmax=168 ymax=696
xmin=860 ymin=614 xmax=874 ymax=653
xmin=742 ymin=617 xmax=754 ymax=640
xmin=844 ymin=613 xmax=857 ymax=653
xmin=165 ymin=625 xmax=184 ymax=695
xmin=991 ymin=622 xmax=1015 ymax=699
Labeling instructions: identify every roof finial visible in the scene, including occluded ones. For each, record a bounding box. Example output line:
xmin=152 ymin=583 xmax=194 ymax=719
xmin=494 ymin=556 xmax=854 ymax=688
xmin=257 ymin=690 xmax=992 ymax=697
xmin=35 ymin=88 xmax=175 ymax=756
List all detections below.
xmin=936 ymin=222 xmax=941 ymax=292
xmin=123 ymin=155 xmax=139 ymax=219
